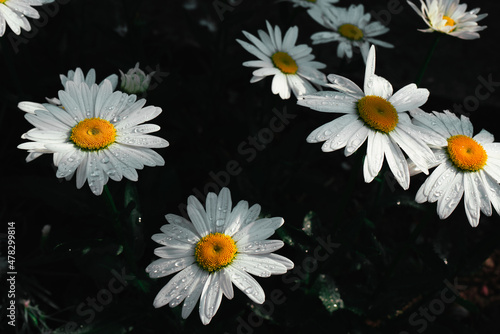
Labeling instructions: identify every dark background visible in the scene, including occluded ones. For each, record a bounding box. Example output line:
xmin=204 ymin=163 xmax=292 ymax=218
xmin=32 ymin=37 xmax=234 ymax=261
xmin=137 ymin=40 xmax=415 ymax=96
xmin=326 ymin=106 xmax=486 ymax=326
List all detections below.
xmin=1 ymin=0 xmax=499 ymax=333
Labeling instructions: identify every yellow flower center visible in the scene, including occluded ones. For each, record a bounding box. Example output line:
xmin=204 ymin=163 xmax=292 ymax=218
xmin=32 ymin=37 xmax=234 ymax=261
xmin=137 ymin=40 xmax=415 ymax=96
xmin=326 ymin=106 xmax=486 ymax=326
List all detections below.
xmin=357 ymin=95 xmax=399 ymax=133
xmin=271 ymin=51 xmax=298 ymax=75
xmin=0 ymin=0 xmax=7 ymax=3
xmin=195 ymin=233 xmax=238 ymax=273
xmin=70 ymin=118 xmax=117 ymax=150
xmin=443 ymin=15 xmax=456 ymax=27
xmin=338 ymin=24 xmax=364 ymax=41
xmin=446 ymin=135 xmax=487 ymax=172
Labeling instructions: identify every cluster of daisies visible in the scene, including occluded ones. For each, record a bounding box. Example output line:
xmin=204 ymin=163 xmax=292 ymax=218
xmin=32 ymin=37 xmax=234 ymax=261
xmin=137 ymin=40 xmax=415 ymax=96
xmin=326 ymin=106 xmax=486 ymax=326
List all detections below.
xmin=237 ymin=0 xmax=494 ymax=230
xmin=10 ymin=0 xmax=496 ymax=327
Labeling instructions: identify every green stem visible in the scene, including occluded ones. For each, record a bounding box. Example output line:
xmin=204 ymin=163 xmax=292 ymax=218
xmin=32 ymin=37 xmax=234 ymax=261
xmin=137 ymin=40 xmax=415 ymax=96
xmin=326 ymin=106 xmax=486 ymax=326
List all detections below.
xmin=103 ymin=184 xmax=119 ymax=217
xmin=103 ymin=184 xmax=137 ymax=275
xmin=415 ymin=33 xmax=441 ymax=87
xmin=335 ymin=151 xmax=364 ymax=225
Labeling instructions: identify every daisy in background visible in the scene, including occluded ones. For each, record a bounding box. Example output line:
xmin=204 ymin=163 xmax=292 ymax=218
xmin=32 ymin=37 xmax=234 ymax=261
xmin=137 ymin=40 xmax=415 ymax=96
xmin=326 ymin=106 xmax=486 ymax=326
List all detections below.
xmin=408 ymin=109 xmax=500 ymax=227
xmin=237 ymin=21 xmax=327 ymax=100
xmin=308 ymin=4 xmax=394 ymax=62
xmin=0 ymin=0 xmax=54 ymax=37
xmin=297 ymin=45 xmax=444 ymax=190
xmin=146 ymin=187 xmax=294 ymax=325
xmin=17 ymin=78 xmax=169 ymax=196
xmin=286 ymin=0 xmax=338 ymax=10
xmin=120 ymin=62 xmax=155 ymax=95
xmin=407 ymin=0 xmax=487 ymax=39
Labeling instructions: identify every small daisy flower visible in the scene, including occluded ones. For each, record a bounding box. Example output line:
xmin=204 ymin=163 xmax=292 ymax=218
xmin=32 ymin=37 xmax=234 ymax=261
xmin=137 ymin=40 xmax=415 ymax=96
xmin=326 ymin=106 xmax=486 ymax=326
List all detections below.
xmin=17 ymin=79 xmax=169 ymax=196
xmin=287 ymin=0 xmax=339 ymax=9
xmin=309 ymin=4 xmax=394 ymax=62
xmin=297 ymin=45 xmax=443 ymax=190
xmin=146 ymin=188 xmax=294 ymax=325
xmin=119 ymin=62 xmax=155 ymax=94
xmin=407 ymin=0 xmax=487 ymax=39
xmin=409 ymin=109 xmax=500 ymax=227
xmin=0 ymin=0 xmax=53 ymax=36
xmin=236 ymin=21 xmax=327 ymax=100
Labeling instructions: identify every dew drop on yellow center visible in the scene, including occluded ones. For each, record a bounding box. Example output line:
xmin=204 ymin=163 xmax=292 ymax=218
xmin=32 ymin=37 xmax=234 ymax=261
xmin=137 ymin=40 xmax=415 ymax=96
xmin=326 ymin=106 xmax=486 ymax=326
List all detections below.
xmin=447 ymin=135 xmax=487 ymax=172
xmin=70 ymin=117 xmax=117 ymax=150
xmin=338 ymin=24 xmax=364 ymax=41
xmin=195 ymin=233 xmax=238 ymax=273
xmin=357 ymin=95 xmax=398 ymax=133
xmin=271 ymin=52 xmax=298 ymax=75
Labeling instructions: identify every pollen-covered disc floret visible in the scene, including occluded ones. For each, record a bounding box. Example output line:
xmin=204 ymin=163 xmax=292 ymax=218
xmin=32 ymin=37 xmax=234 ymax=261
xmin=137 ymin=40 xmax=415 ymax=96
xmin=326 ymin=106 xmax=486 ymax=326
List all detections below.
xmin=271 ymin=52 xmax=298 ymax=75
xmin=338 ymin=24 xmax=364 ymax=41
xmin=18 ymin=73 xmax=169 ymax=196
xmin=407 ymin=0 xmax=487 ymax=39
xmin=146 ymin=188 xmax=294 ymax=325
xmin=442 ymin=15 xmax=456 ymax=28
xmin=409 ymin=109 xmax=500 ymax=227
xmin=71 ymin=118 xmax=117 ymax=150
xmin=195 ymin=233 xmax=238 ymax=272
xmin=357 ymin=96 xmax=398 ymax=133
xmin=237 ymin=21 xmax=326 ymax=99
xmin=298 ymin=45 xmax=434 ymax=191
xmin=309 ymin=4 xmax=393 ymax=62
xmin=447 ymin=135 xmax=487 ymax=172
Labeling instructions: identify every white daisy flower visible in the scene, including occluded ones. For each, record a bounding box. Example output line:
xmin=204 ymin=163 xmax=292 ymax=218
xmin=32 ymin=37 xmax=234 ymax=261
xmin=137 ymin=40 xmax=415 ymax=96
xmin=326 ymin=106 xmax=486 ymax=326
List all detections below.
xmin=119 ymin=62 xmax=155 ymax=94
xmin=146 ymin=187 xmax=294 ymax=325
xmin=0 ymin=0 xmax=54 ymax=37
xmin=297 ymin=45 xmax=443 ymax=190
xmin=236 ymin=21 xmax=327 ymax=100
xmin=309 ymin=4 xmax=394 ymax=62
xmin=286 ymin=0 xmax=339 ymax=9
xmin=409 ymin=109 xmax=500 ymax=227
xmin=18 ymin=68 xmax=120 ymax=162
xmin=17 ymin=79 xmax=169 ymax=196
xmin=407 ymin=0 xmax=487 ymax=39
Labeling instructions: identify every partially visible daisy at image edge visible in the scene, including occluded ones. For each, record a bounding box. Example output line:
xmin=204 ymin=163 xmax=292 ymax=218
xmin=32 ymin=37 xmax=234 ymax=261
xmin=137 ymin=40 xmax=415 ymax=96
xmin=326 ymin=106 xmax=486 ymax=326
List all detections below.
xmin=407 ymin=0 xmax=487 ymax=39
xmin=408 ymin=109 xmax=500 ymax=227
xmin=286 ymin=0 xmax=339 ymax=9
xmin=17 ymin=78 xmax=169 ymax=196
xmin=0 ymin=0 xmax=54 ymax=37
xmin=237 ymin=21 xmax=327 ymax=100
xmin=297 ymin=45 xmax=445 ymax=190
xmin=146 ymin=187 xmax=294 ymax=325
xmin=309 ymin=4 xmax=394 ymax=62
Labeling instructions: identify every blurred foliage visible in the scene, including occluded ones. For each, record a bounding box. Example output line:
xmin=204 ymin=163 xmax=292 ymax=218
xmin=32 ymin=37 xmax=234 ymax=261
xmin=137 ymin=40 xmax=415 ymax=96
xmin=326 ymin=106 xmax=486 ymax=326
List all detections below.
xmin=1 ymin=0 xmax=500 ymax=333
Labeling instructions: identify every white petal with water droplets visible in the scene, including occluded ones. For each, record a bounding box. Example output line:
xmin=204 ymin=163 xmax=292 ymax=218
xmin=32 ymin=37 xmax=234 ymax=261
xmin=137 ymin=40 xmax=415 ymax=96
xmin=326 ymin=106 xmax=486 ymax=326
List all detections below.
xmin=152 ymin=263 xmax=199 ymax=308
xmin=187 ymin=196 xmax=211 ymax=237
xmin=146 ymin=257 xmax=195 ymax=278
xmin=237 ymin=240 xmax=284 ymax=255
xmin=199 ymin=272 xmax=223 ymax=325
xmin=226 ymin=266 xmax=265 ymax=304
xmin=181 ymin=270 xmax=209 ymax=319
xmin=463 ymin=172 xmax=481 ymax=227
